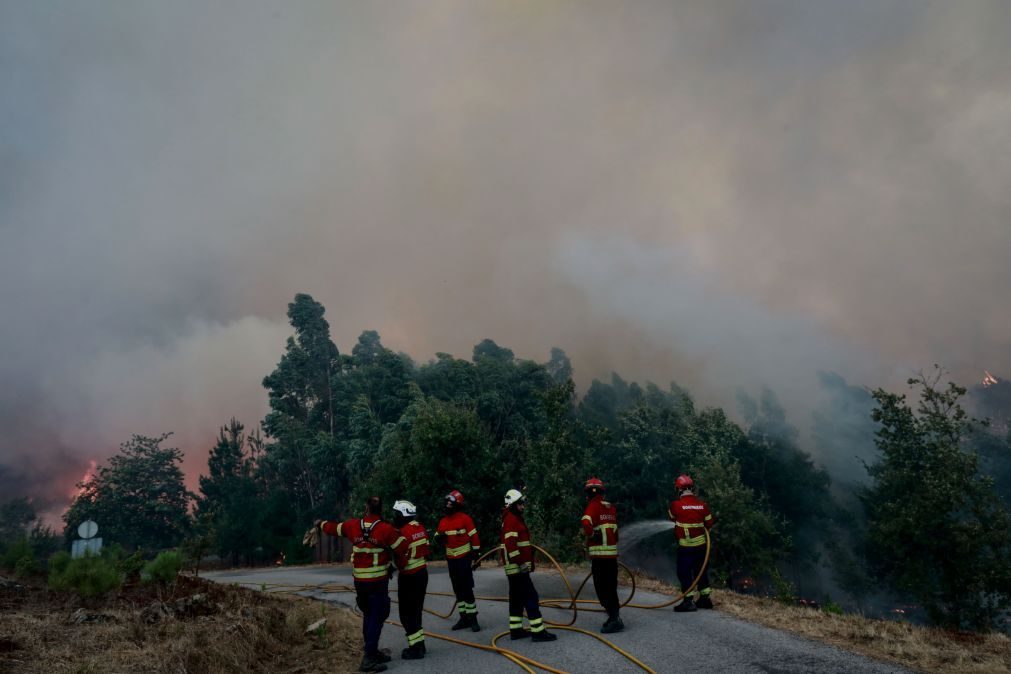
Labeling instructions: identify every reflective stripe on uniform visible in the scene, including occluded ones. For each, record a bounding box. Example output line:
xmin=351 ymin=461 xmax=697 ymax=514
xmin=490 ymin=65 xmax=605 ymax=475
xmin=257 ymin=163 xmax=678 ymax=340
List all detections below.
xmin=446 ymin=543 xmax=472 ymax=557
xmin=353 ymin=546 xmax=386 ymax=553
xmin=588 ymin=545 xmax=618 ymax=556
xmin=529 ymin=617 xmax=545 ymax=633
xmin=353 ymin=565 xmax=390 ymax=580
xmin=504 ymin=561 xmax=532 ymax=575
xmin=407 ymin=629 xmax=425 ymax=645
xmin=589 ymin=522 xmax=619 ymax=557
xmin=404 ymin=536 xmax=428 ymax=571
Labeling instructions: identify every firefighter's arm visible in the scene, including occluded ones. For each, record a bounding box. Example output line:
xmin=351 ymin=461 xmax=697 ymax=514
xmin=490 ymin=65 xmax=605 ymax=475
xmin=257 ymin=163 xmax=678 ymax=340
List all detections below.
xmin=580 ymin=513 xmax=594 ymax=541
xmin=320 ymin=520 xmax=343 ymax=538
xmin=467 ymin=515 xmax=481 ymax=550
xmin=503 ymin=529 xmax=521 ymax=563
xmin=389 ymin=530 xmax=410 ymax=570
xmin=703 ymin=505 xmax=714 ymax=530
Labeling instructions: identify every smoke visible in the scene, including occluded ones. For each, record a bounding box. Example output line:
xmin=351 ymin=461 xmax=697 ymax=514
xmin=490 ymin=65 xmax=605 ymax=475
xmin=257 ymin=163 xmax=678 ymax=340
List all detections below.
xmin=2 ymin=1 xmax=1011 ymax=516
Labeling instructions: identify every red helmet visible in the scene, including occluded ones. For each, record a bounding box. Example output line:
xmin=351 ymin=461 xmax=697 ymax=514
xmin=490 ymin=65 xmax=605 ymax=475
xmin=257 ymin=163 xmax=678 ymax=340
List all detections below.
xmin=584 ymin=477 xmax=605 ymax=492
xmin=675 ymin=474 xmax=694 ymax=490
xmin=445 ymin=489 xmax=465 ymax=506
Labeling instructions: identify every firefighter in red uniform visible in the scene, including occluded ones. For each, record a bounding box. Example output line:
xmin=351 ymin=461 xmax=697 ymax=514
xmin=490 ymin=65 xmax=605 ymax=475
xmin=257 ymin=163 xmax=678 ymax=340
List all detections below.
xmin=581 ymin=477 xmax=623 ymax=633
xmin=501 ymin=489 xmax=557 ymax=642
xmin=668 ymin=474 xmax=714 ymax=612
xmin=435 ymin=489 xmax=482 ymax=631
xmin=391 ymin=499 xmax=430 ymax=660
xmin=316 ymin=496 xmax=408 ymax=672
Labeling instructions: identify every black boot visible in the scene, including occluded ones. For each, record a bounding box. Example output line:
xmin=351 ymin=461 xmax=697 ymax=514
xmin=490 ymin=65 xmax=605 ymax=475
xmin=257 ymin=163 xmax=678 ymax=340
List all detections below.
xmin=531 ymin=629 xmax=557 ymax=642
xmin=358 ymin=653 xmax=388 ymax=672
xmin=373 ymin=651 xmax=391 ymax=664
xmin=510 ymin=628 xmax=530 ymax=640
xmin=674 ymin=597 xmax=697 ymax=613
xmin=696 ymin=595 xmax=714 ymax=609
xmin=470 ymin=614 xmax=481 ymax=632
xmin=451 ymin=614 xmax=470 ymax=630
xmin=601 ymin=615 xmax=624 ymax=633
xmin=401 ymin=644 xmax=425 ymax=660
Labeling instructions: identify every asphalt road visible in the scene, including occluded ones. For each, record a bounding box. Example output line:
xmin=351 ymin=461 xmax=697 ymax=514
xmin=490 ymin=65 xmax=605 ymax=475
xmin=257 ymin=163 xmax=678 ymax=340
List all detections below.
xmin=205 ymin=564 xmax=910 ymax=674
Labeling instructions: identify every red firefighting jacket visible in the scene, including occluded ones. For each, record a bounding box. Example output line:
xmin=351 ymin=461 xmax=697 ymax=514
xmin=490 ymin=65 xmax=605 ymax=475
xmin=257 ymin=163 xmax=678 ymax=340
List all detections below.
xmin=437 ymin=512 xmax=481 ymax=559
xmin=667 ymin=495 xmax=714 ymax=548
xmin=321 ymin=515 xmax=407 ymax=582
xmin=501 ymin=508 xmax=533 ymax=575
xmin=397 ymin=520 xmax=431 ymax=576
xmin=581 ymin=494 xmax=619 ymax=558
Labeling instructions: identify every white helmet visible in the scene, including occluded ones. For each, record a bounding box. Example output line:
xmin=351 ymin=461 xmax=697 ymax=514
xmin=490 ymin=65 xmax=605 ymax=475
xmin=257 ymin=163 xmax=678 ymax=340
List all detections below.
xmin=504 ymin=489 xmax=524 ymax=507
xmin=393 ymin=499 xmax=417 ymax=518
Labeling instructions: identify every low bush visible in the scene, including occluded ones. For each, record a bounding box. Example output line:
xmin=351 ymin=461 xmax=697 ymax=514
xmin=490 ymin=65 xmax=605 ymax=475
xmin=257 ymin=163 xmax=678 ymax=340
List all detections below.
xmin=48 ymin=553 xmax=122 ymax=598
xmin=141 ymin=551 xmax=183 ymax=586
xmin=1 ymin=537 xmax=33 ymax=570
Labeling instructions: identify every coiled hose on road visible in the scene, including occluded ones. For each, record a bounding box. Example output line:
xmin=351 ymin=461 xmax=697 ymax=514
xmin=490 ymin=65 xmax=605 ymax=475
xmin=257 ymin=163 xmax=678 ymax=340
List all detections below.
xmin=251 ymin=530 xmax=711 ymax=674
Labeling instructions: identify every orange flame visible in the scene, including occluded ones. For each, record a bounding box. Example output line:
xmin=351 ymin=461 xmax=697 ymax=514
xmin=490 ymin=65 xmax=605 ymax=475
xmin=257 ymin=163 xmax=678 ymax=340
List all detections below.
xmin=73 ymin=460 xmax=98 ymax=498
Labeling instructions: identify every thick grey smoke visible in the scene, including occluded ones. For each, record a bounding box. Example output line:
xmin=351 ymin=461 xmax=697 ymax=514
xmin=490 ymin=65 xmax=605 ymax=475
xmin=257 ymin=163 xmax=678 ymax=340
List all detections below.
xmin=2 ymin=1 xmax=1010 ymax=516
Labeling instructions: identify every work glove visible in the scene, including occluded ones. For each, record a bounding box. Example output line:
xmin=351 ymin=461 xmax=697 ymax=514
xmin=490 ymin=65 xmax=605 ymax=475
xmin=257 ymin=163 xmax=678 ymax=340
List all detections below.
xmin=302 ymin=521 xmax=321 ymax=547
xmin=470 ymin=550 xmax=482 ymax=571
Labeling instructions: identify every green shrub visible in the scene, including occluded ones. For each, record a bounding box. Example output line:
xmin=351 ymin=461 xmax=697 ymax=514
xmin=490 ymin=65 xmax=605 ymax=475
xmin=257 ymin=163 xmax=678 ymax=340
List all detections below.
xmin=1 ymin=537 xmax=32 ymax=570
xmin=49 ymin=550 xmax=72 ymax=576
xmin=770 ymin=569 xmax=797 ymax=604
xmin=118 ymin=550 xmax=146 ymax=580
xmin=14 ymin=554 xmax=38 ymax=578
xmin=141 ymin=551 xmax=183 ymax=586
xmin=823 ymin=600 xmax=844 ymax=615
xmin=49 ymin=553 xmax=122 ymax=598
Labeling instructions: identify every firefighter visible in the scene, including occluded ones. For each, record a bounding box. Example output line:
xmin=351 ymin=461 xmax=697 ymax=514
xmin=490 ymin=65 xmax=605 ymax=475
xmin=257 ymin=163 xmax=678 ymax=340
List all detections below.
xmin=391 ymin=499 xmax=430 ymax=660
xmin=501 ymin=489 xmax=557 ymax=642
xmin=668 ymin=474 xmax=714 ymax=612
xmin=316 ymin=496 xmax=408 ymax=673
xmin=435 ymin=489 xmax=482 ymax=632
xmin=581 ymin=477 xmax=623 ymax=633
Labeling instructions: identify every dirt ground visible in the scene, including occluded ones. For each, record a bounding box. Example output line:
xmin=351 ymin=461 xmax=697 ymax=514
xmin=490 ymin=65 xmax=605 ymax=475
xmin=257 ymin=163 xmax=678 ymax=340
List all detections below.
xmin=0 ymin=574 xmax=361 ymax=674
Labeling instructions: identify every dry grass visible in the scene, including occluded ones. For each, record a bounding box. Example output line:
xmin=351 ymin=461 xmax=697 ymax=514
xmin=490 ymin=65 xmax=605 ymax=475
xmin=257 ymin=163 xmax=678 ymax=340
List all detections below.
xmin=622 ymin=573 xmax=1011 ymax=674
xmin=0 ymin=575 xmax=361 ymax=674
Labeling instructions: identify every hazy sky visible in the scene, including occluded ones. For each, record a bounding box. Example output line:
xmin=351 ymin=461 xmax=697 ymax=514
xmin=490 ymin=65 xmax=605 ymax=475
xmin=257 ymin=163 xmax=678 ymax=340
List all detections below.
xmin=2 ymin=1 xmax=1010 ymax=514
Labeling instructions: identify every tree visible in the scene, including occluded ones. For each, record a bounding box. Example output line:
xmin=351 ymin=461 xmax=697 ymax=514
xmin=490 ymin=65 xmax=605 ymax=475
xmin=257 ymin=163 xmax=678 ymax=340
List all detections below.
xmin=691 ymin=454 xmax=786 ymax=590
xmin=197 ymin=419 xmax=260 ymax=564
xmin=261 ymin=294 xmax=343 ymax=514
xmin=522 ymin=380 xmax=588 ymax=559
xmin=865 ymin=369 xmax=1011 ymax=630
xmin=64 ymin=434 xmax=192 ymax=550
xmin=355 ymin=397 xmax=506 ymax=541
xmin=0 ymin=498 xmax=37 ymax=544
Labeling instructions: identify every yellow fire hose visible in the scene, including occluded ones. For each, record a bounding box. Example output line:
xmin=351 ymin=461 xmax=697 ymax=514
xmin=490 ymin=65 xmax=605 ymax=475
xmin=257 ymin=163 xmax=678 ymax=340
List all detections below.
xmin=251 ymin=529 xmax=710 ymax=673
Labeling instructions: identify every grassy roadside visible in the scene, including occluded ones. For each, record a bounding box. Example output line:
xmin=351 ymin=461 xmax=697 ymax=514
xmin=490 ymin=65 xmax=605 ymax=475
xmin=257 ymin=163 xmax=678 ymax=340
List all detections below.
xmin=0 ymin=574 xmax=361 ymax=674
xmin=624 ymin=574 xmax=1011 ymax=674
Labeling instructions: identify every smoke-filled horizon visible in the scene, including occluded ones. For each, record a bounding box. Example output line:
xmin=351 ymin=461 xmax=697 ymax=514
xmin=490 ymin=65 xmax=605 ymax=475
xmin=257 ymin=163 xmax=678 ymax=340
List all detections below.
xmin=2 ymin=1 xmax=1010 ymax=519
